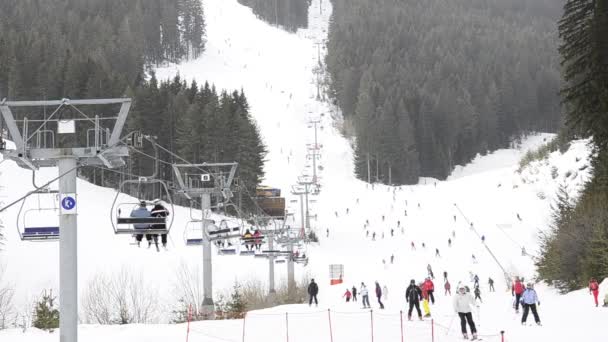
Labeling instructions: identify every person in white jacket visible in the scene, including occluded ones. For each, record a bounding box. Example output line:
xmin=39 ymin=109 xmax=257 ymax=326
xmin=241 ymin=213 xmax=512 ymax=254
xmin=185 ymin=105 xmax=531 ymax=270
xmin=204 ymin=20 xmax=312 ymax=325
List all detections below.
xmin=360 ymin=282 xmax=371 ymax=308
xmin=453 ymin=285 xmax=478 ymax=340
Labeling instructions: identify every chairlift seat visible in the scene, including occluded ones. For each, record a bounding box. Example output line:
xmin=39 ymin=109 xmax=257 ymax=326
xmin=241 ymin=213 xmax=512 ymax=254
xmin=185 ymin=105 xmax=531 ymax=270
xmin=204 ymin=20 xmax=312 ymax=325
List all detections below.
xmin=275 ymin=259 xmax=286 ymax=264
xmin=23 ymin=226 xmax=59 ymax=240
xmin=208 ymin=227 xmax=240 ymax=236
xmin=117 ymin=217 xmax=166 ymax=225
xmin=240 ymin=250 xmax=255 ymax=256
xmin=115 ymin=228 xmax=169 ymax=235
xmin=219 ymin=248 xmax=236 ymax=255
xmin=186 ymin=238 xmax=204 ymax=246
xmin=254 ymin=254 xmax=269 ymax=259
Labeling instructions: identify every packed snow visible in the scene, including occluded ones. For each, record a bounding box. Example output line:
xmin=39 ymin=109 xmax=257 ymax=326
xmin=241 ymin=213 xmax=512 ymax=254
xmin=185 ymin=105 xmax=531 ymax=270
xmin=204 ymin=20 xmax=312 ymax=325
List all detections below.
xmin=1 ymin=0 xmax=607 ymax=341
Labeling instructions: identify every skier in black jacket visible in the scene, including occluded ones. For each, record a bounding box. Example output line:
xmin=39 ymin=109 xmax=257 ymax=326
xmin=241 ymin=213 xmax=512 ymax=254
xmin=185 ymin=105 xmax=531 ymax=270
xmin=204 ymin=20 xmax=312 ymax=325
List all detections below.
xmin=308 ymin=279 xmax=319 ymax=306
xmin=352 ymin=286 xmax=358 ymax=302
xmin=405 ymin=279 xmax=423 ymax=320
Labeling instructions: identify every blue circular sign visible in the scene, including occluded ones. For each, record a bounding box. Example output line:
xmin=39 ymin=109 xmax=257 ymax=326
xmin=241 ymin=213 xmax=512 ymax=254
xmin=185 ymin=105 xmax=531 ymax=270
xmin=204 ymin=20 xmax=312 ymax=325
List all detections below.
xmin=61 ymin=196 xmax=76 ymax=210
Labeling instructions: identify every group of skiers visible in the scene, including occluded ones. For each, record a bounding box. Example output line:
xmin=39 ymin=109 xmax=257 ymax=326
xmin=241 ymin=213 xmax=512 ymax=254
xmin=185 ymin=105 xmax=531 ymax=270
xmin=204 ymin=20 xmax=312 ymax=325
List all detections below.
xmin=342 ymin=282 xmax=388 ymax=309
xmin=129 ymin=200 xmax=169 ymax=250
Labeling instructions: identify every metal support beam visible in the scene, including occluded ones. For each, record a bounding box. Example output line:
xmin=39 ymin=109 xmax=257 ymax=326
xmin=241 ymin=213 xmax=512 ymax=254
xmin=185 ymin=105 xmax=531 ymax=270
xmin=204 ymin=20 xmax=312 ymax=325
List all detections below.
xmin=287 ymin=241 xmax=295 ymax=301
xmin=201 ymin=193 xmax=214 ymax=319
xmin=58 ymin=157 xmax=77 ymax=342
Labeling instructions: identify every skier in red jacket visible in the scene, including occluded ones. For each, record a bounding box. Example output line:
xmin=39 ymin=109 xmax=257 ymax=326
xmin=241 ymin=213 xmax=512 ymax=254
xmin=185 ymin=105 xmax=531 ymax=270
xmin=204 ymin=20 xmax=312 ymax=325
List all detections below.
xmin=423 ymin=278 xmax=435 ymax=304
xmin=512 ymin=277 xmax=525 ymax=313
xmin=589 ymin=278 xmax=600 ymax=307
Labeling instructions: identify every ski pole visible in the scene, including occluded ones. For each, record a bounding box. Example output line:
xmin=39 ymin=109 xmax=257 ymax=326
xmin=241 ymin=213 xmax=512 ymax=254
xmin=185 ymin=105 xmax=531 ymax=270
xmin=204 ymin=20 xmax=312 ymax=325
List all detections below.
xmin=446 ymin=313 xmax=456 ymax=335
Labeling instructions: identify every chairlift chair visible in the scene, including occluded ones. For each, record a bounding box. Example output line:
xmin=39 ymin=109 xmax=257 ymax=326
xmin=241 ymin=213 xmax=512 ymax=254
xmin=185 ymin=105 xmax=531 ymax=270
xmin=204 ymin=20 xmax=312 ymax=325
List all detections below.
xmin=110 ymin=178 xmax=174 ymax=236
xmin=17 ymin=191 xmax=60 ymax=241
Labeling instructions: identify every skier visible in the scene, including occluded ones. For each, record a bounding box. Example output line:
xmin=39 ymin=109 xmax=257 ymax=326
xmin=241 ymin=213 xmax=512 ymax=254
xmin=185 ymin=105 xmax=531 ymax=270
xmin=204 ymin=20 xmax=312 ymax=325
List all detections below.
xmin=405 ymin=279 xmax=423 ymax=320
xmin=452 ymin=230 xmax=456 ymax=238
xmin=520 ymin=283 xmax=541 ymax=325
xmin=352 ymin=286 xmax=358 ymax=302
xmin=366 ymin=230 xmax=369 ymax=237
xmin=448 ymin=238 xmax=452 ymax=247
xmin=397 ymin=220 xmax=401 ymax=227
xmin=435 ymin=248 xmax=440 ymax=257
xmin=243 ymin=229 xmax=254 ymax=251
xmin=390 ymin=254 xmax=394 ymax=264
xmin=382 ymin=232 xmax=385 ymax=239
xmin=382 ymin=215 xmax=385 ymax=221
xmin=375 ymin=282 xmax=385 ymax=309
xmin=372 ymin=232 xmax=376 ymax=241
xmin=361 ymin=282 xmax=371 ymax=308
xmin=453 ymin=285 xmax=478 ymax=340
xmin=422 ymin=242 xmax=426 ymax=249
xmin=335 ymin=211 xmax=338 ymax=217
xmin=488 ymin=278 xmax=495 ymax=292
xmin=512 ymin=277 xmax=525 ymax=313
xmin=474 ymin=285 xmax=482 ymax=303
xmin=308 ymin=279 xmax=319 ymax=307
xmin=443 ymin=271 xmax=448 ymax=282
xmin=326 ymin=228 xmax=329 ymax=237
xmin=521 ymin=246 xmax=527 ymax=256
xmin=346 ymin=208 xmax=350 ymax=214
xmin=383 ymin=284 xmax=388 ymax=301
xmin=253 ymin=229 xmax=262 ymax=251
xmin=150 ymin=200 xmax=170 ymax=249
xmin=453 ymin=215 xmax=456 ymax=222
xmin=131 ymin=201 xmax=151 ymax=247
xmin=445 ymin=281 xmax=452 ymax=295
xmin=404 ymin=209 xmax=408 ymax=216
xmin=589 ymin=278 xmax=600 ymax=307
xmin=517 ymin=213 xmax=522 ymax=221
xmin=427 ymin=264 xmax=434 ymax=279
xmin=411 ymin=241 xmax=416 ymax=251
xmin=343 ymin=288 xmax=352 ymax=302
xmin=481 ymin=235 xmax=485 ymax=243
xmin=423 ymin=277 xmax=435 ymax=304
xmin=471 ymin=254 xmax=477 ymax=263
xmin=391 ymin=228 xmax=394 ymax=237
xmin=473 ymin=274 xmax=479 ymax=288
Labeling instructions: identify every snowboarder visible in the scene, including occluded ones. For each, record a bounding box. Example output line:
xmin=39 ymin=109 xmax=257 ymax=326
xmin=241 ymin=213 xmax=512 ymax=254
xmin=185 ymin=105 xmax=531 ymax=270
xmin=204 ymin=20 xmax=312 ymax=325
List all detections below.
xmin=375 ymin=282 xmax=384 ymax=309
xmin=453 ymin=285 xmax=478 ymax=340
xmin=131 ymin=201 xmax=151 ymax=247
xmin=520 ymin=283 xmax=541 ymax=325
xmin=488 ymin=278 xmax=495 ymax=292
xmin=448 ymin=238 xmax=452 ymax=247
xmin=512 ymin=277 xmax=525 ymax=313
xmin=423 ymin=277 xmax=435 ymax=304
xmin=150 ymin=200 xmax=170 ymax=249
xmin=352 ymin=286 xmax=358 ymax=302
xmin=589 ymin=278 xmax=600 ymax=307
xmin=435 ymin=248 xmax=440 ymax=257
xmin=383 ymin=285 xmax=388 ymax=300
xmin=308 ymin=279 xmax=319 ymax=307
xmin=405 ymin=279 xmax=423 ymax=320
xmin=390 ymin=254 xmax=394 ymax=264
xmin=445 ymin=281 xmax=452 ymax=295
xmin=421 ymin=283 xmax=432 ymax=317
xmin=474 ymin=286 xmax=482 ymax=303
xmin=361 ymin=282 xmax=371 ymax=308
xmin=343 ymin=288 xmax=352 ymax=302
xmin=427 ymin=264 xmax=434 ymax=279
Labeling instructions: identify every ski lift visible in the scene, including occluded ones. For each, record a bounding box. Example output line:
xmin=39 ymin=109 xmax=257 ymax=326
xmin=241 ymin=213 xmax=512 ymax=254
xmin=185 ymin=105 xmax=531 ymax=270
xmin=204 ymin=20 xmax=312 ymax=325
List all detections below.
xmin=183 ymin=219 xmax=216 ymax=246
xmin=17 ymin=190 xmax=60 ymax=241
xmin=110 ymin=177 xmax=174 ymax=236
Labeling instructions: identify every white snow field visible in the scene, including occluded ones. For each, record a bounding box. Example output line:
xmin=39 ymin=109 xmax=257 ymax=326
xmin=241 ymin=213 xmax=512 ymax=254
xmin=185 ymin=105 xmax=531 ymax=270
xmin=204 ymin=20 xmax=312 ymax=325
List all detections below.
xmin=1 ymin=0 xmax=608 ymax=341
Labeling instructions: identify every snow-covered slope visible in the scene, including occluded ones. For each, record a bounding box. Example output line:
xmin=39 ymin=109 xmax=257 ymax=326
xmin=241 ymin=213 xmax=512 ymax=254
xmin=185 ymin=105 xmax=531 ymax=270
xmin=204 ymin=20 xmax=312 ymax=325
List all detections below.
xmin=1 ymin=0 xmax=606 ymax=341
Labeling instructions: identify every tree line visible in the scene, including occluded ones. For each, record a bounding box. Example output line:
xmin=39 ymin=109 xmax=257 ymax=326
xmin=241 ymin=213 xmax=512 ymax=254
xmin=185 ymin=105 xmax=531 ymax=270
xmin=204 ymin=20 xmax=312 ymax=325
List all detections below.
xmin=326 ymin=0 xmax=563 ymax=184
xmin=237 ymin=0 xmax=311 ymax=32
xmin=536 ymin=0 xmax=608 ymax=292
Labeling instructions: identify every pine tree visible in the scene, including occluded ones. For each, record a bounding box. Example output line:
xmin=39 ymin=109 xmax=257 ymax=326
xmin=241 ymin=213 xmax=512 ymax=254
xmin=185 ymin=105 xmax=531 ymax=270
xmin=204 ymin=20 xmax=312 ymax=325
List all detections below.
xmin=226 ymin=283 xmax=247 ymax=319
xmin=33 ymin=290 xmax=59 ymax=332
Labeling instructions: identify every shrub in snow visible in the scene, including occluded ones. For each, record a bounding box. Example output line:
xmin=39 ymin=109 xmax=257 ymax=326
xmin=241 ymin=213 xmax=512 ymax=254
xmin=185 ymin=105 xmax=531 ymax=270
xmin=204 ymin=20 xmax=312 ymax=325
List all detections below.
xmin=33 ymin=290 xmax=59 ymax=332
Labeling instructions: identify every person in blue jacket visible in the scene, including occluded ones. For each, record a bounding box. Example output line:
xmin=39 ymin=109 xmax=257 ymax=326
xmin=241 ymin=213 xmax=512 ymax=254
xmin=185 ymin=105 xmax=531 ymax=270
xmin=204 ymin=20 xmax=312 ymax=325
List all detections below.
xmin=130 ymin=201 xmax=151 ymax=247
xmin=520 ymin=282 xmax=541 ymax=325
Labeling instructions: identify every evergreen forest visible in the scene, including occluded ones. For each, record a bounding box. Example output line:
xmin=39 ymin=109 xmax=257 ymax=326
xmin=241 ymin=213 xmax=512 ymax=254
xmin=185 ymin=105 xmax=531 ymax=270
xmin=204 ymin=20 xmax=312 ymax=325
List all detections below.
xmin=536 ymin=0 xmax=608 ymax=292
xmin=237 ymin=0 xmax=312 ymax=32
xmin=326 ymin=0 xmax=563 ymax=184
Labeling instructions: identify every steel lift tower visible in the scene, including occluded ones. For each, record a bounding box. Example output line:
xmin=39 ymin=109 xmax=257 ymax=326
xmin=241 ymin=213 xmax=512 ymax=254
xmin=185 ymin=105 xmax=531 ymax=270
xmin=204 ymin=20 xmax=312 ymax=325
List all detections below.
xmin=0 ymin=98 xmax=132 ymax=342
